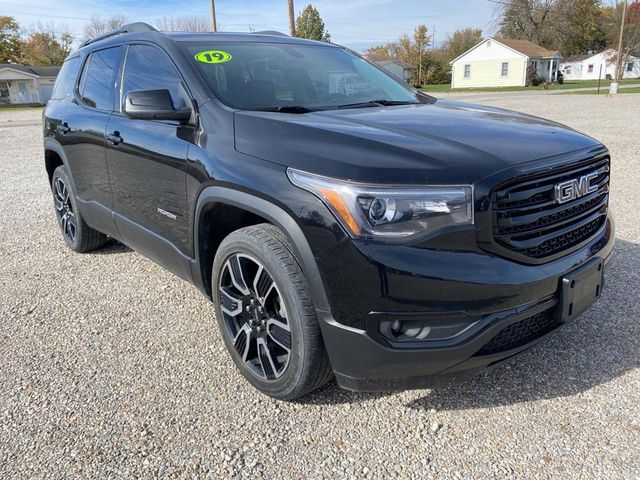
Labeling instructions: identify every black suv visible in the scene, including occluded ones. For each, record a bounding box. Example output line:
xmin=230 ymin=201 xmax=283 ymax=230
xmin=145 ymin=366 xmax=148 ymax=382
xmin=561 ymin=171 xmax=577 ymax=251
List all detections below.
xmin=43 ymin=23 xmax=613 ymax=400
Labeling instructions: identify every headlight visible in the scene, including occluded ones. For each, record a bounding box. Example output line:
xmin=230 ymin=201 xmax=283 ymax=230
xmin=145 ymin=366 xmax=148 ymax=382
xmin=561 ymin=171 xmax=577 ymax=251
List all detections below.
xmin=287 ymin=168 xmax=473 ymax=240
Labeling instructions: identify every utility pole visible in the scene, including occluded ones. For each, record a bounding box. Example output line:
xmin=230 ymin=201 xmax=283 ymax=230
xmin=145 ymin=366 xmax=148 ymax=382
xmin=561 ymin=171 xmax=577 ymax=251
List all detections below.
xmin=288 ymin=0 xmax=296 ymax=37
xmin=210 ymin=0 xmax=218 ymax=32
xmin=610 ymin=0 xmax=627 ymax=95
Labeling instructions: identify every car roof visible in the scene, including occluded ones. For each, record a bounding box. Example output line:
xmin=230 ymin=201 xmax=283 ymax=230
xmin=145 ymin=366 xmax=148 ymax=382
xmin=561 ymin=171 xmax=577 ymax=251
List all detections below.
xmin=165 ymin=31 xmax=337 ymax=47
xmin=76 ymin=23 xmax=339 ymax=55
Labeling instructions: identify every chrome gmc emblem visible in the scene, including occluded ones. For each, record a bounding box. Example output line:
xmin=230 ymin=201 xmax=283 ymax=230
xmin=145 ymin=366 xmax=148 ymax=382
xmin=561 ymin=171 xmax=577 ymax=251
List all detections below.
xmin=555 ymin=172 xmax=599 ymax=204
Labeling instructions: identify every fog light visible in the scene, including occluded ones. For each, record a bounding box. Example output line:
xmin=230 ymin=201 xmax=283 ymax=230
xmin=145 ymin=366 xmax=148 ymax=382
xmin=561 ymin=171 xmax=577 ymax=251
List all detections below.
xmin=380 ymin=319 xmax=432 ymax=341
xmin=378 ymin=317 xmax=478 ymax=343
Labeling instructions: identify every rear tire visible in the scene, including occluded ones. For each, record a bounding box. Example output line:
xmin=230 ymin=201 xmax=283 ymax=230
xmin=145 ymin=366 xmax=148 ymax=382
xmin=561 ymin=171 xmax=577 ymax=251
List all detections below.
xmin=212 ymin=223 xmax=333 ymax=400
xmin=51 ymin=165 xmax=107 ymax=253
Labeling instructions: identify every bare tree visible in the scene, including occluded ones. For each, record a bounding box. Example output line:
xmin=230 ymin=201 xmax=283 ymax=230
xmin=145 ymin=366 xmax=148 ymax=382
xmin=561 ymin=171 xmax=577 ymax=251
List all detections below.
xmin=155 ymin=16 xmax=210 ymax=32
xmin=83 ymin=14 xmax=127 ymax=40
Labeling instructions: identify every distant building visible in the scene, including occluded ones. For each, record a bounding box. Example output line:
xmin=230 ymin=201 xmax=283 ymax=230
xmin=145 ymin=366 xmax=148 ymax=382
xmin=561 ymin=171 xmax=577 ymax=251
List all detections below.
xmin=0 ymin=64 xmax=61 ymax=105
xmin=560 ymin=50 xmax=640 ymax=81
xmin=366 ymin=54 xmax=416 ymax=83
xmin=450 ymin=37 xmax=560 ymax=89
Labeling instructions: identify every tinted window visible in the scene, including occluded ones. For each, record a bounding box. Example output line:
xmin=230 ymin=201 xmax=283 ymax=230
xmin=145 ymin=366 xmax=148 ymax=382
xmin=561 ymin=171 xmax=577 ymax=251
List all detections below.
xmin=79 ymin=47 xmax=121 ymax=110
xmin=182 ymin=42 xmax=418 ymax=110
xmin=51 ymin=57 xmax=81 ymax=100
xmin=122 ymin=45 xmax=184 ymax=110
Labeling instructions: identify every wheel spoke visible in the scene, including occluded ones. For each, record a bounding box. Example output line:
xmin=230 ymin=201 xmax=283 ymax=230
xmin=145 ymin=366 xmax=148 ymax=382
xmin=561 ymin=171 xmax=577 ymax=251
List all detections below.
xmin=257 ymin=337 xmax=278 ymax=380
xmin=233 ymin=324 xmax=252 ymax=362
xmin=61 ymin=213 xmax=68 ymax=236
xmin=54 ymin=195 xmax=64 ymax=211
xmin=266 ymin=317 xmax=291 ymax=351
xmin=227 ymin=255 xmax=250 ymax=295
xmin=66 ymin=212 xmax=76 ymax=241
xmin=219 ymin=286 xmax=244 ymax=316
xmin=253 ymin=266 xmax=275 ymax=306
xmin=55 ymin=178 xmax=65 ymax=199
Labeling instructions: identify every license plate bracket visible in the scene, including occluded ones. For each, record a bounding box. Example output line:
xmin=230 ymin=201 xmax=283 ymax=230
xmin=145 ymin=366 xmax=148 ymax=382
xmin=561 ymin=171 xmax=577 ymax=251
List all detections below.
xmin=555 ymin=258 xmax=604 ymax=322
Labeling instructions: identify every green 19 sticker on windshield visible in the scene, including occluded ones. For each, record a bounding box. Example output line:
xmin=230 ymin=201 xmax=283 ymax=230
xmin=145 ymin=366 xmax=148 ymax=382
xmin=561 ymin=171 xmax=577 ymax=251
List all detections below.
xmin=195 ymin=50 xmax=232 ymax=64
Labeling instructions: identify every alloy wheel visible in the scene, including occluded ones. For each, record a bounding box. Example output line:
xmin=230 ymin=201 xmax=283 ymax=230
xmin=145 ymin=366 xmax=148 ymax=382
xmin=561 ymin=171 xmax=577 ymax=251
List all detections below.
xmin=218 ymin=253 xmax=292 ymax=380
xmin=53 ymin=177 xmax=77 ymax=244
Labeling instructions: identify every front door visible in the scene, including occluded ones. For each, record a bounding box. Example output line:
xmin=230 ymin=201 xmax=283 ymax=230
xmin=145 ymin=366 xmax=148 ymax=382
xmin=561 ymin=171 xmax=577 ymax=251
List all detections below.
xmin=106 ymin=43 xmax=195 ymax=277
xmin=17 ymin=81 xmax=29 ymax=102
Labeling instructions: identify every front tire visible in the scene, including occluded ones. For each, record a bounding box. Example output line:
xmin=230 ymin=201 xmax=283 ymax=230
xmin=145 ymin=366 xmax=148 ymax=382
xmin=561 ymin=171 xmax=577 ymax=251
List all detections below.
xmin=212 ymin=224 xmax=333 ymax=400
xmin=51 ymin=165 xmax=107 ymax=252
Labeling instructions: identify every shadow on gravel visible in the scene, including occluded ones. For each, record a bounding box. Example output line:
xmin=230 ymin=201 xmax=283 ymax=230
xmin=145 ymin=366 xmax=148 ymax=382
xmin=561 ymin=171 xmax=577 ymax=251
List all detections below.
xmin=303 ymin=239 xmax=639 ymax=409
xmin=92 ymin=239 xmax=133 ymax=255
xmin=405 ymin=238 xmax=640 ymax=411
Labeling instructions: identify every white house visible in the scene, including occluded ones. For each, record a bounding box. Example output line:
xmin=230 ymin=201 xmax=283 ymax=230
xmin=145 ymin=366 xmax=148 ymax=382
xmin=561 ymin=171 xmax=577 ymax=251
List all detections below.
xmin=0 ymin=65 xmax=61 ymax=105
xmin=450 ymin=37 xmax=561 ymax=89
xmin=560 ymin=50 xmax=640 ymax=81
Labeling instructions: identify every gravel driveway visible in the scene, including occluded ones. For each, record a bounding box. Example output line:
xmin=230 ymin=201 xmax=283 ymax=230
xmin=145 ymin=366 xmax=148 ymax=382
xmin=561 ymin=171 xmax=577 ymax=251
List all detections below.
xmin=1 ymin=96 xmax=639 ymax=479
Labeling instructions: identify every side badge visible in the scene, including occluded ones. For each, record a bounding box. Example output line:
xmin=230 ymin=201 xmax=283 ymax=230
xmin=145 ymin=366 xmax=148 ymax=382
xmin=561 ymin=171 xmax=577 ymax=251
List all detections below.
xmin=157 ymin=208 xmax=177 ymax=220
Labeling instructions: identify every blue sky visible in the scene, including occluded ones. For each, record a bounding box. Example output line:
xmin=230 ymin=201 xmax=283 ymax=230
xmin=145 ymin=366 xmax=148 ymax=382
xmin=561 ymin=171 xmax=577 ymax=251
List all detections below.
xmin=0 ymin=0 xmax=496 ymax=51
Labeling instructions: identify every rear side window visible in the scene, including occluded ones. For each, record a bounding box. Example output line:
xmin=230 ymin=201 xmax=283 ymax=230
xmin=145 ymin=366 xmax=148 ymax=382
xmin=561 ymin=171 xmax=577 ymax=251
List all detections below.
xmin=78 ymin=47 xmax=121 ymax=110
xmin=51 ymin=57 xmax=81 ymax=101
xmin=121 ymin=44 xmax=184 ymax=110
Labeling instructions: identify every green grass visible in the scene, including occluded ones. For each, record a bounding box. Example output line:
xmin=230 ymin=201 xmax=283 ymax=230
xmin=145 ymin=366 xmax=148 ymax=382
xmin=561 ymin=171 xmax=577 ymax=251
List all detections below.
xmin=420 ymin=78 xmax=639 ymax=94
xmin=0 ymin=103 xmax=42 ymax=110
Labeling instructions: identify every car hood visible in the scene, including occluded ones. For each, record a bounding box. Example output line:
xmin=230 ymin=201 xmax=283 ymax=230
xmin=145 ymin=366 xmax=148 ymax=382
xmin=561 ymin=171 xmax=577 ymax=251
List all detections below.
xmin=233 ymin=99 xmax=601 ymax=184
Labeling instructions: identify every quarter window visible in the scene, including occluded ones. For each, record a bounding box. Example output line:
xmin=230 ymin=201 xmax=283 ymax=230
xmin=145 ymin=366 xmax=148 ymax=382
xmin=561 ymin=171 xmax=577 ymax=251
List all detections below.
xmin=51 ymin=57 xmax=81 ymax=100
xmin=121 ymin=44 xmax=184 ymax=111
xmin=501 ymin=62 xmax=509 ymax=77
xmin=464 ymin=64 xmax=471 ymax=78
xmin=79 ymin=47 xmax=121 ymax=110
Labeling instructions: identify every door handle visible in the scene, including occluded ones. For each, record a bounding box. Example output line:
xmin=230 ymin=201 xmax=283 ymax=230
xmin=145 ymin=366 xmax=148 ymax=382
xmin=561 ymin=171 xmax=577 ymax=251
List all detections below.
xmin=106 ymin=132 xmax=123 ymax=146
xmin=57 ymin=122 xmax=70 ymax=135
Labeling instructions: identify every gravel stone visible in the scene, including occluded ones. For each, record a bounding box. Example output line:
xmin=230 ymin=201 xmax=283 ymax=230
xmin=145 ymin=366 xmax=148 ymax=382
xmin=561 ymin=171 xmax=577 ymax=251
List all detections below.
xmin=1 ymin=95 xmax=639 ymax=479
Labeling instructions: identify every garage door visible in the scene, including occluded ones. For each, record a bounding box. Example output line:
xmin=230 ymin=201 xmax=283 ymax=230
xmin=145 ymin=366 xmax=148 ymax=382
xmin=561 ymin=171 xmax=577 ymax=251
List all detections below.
xmin=39 ymin=84 xmax=54 ymax=104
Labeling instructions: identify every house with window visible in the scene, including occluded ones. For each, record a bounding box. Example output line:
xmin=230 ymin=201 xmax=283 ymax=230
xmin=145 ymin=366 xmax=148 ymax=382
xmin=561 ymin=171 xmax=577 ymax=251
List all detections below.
xmin=450 ymin=37 xmax=560 ymax=89
xmin=365 ymin=54 xmax=417 ymax=83
xmin=0 ymin=64 xmax=61 ymax=105
xmin=560 ymin=50 xmax=640 ymax=81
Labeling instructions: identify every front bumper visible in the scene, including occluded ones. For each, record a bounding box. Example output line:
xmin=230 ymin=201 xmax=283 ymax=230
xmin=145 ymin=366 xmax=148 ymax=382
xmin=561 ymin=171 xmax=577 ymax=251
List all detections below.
xmin=315 ymin=218 xmax=614 ymax=392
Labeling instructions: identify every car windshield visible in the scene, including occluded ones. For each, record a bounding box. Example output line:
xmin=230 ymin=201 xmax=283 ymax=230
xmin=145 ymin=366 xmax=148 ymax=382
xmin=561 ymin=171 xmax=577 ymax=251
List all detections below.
xmin=181 ymin=41 xmax=421 ymax=111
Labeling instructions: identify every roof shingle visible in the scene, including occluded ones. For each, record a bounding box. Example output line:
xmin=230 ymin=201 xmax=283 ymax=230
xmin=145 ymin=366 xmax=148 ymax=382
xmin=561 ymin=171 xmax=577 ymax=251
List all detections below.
xmin=496 ymin=38 xmax=558 ymax=58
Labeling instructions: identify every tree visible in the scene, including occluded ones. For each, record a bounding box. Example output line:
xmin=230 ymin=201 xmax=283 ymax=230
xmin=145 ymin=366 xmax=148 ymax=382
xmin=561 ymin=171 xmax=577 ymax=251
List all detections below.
xmin=19 ymin=32 xmax=72 ymax=66
xmin=295 ymin=5 xmax=330 ymax=42
xmin=441 ymin=28 xmax=483 ymax=63
xmin=494 ymin=0 xmax=607 ymax=56
xmin=18 ymin=23 xmax=72 ymax=66
xmin=155 ymin=16 xmax=210 ymax=32
xmin=0 ymin=16 xmax=21 ymax=63
xmin=366 ymin=25 xmax=448 ymax=85
xmin=604 ymin=1 xmax=640 ymax=80
xmin=83 ymin=14 xmax=127 ymax=40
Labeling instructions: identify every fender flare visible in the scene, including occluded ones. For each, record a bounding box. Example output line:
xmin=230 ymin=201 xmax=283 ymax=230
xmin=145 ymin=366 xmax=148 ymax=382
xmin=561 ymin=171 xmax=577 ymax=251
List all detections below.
xmin=44 ymin=138 xmax=74 ymax=187
xmin=193 ymin=186 xmax=331 ymax=313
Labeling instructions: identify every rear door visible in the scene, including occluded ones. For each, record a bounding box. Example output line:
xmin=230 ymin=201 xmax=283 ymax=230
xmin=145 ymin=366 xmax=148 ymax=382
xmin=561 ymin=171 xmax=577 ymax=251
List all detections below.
xmin=52 ymin=46 xmax=122 ymax=237
xmin=106 ymin=43 xmax=195 ymax=277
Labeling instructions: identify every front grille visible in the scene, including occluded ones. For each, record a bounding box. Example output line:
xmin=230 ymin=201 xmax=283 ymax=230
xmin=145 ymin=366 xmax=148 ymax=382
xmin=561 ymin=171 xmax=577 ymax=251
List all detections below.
xmin=492 ymin=156 xmax=609 ymax=261
xmin=475 ymin=309 xmax=559 ymax=356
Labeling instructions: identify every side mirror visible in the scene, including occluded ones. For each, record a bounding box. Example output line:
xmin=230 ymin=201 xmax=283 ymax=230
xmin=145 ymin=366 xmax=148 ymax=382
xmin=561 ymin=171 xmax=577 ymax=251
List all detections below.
xmin=123 ymin=89 xmax=191 ymax=122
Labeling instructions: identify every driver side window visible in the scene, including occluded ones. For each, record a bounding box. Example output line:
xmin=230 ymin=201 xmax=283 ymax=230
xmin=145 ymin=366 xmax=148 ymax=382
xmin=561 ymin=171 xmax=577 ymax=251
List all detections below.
xmin=121 ymin=44 xmax=185 ymax=111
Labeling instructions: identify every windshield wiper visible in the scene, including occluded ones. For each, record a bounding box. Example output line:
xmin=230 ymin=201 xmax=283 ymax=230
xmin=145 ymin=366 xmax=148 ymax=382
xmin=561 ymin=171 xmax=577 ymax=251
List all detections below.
xmin=253 ymin=105 xmax=317 ymax=114
xmin=335 ymin=99 xmax=419 ymax=109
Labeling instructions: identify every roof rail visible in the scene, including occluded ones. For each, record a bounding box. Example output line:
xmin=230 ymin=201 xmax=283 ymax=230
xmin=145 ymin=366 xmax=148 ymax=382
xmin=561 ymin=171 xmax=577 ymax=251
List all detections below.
xmin=81 ymin=22 xmax=158 ymax=48
xmin=253 ymin=30 xmax=289 ymax=36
